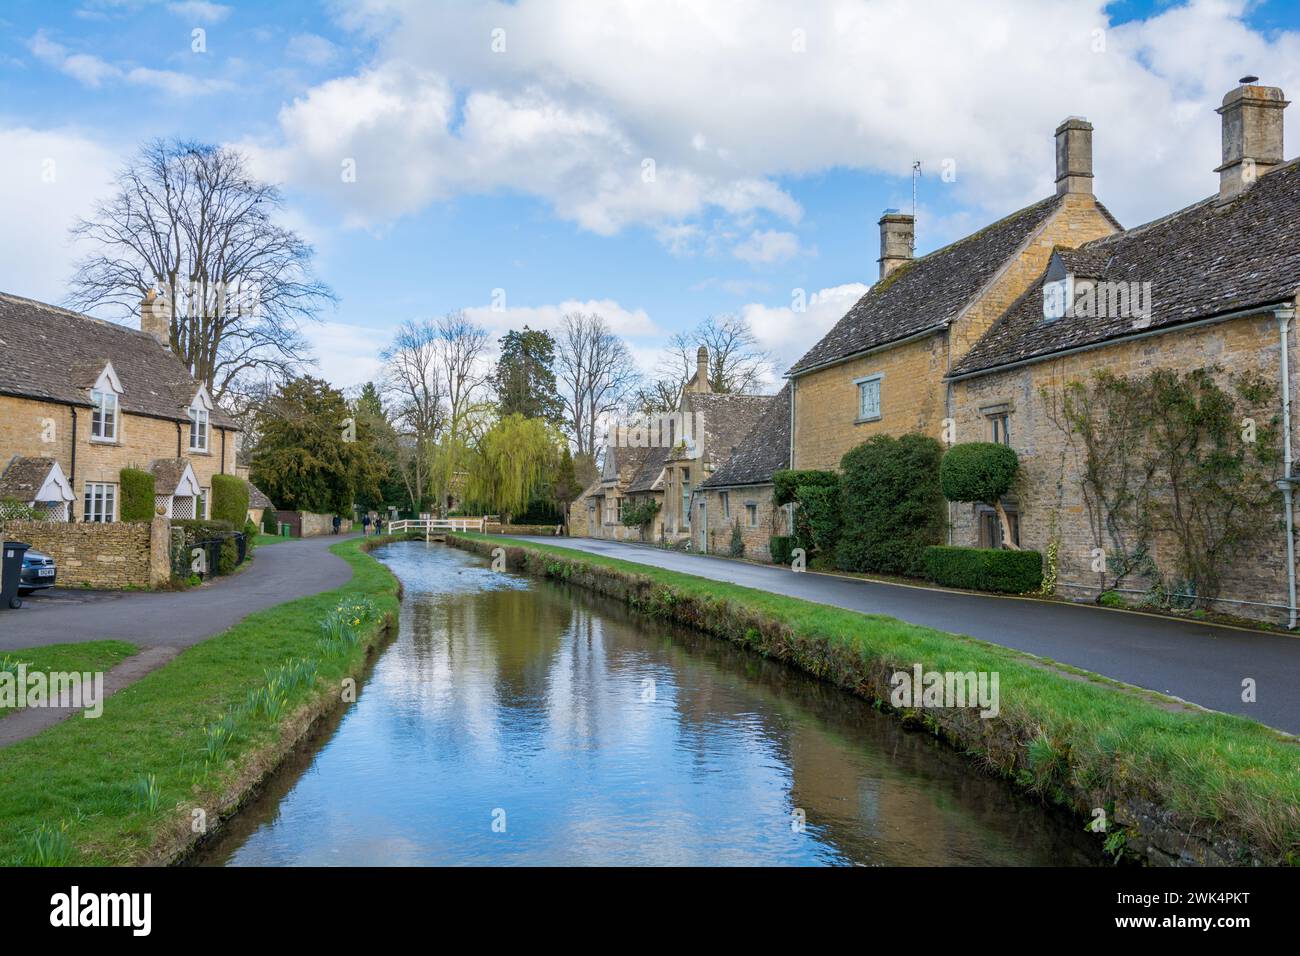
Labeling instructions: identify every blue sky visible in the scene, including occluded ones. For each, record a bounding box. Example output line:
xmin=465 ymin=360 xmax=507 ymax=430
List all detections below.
xmin=2 ymin=0 xmax=1298 ymax=389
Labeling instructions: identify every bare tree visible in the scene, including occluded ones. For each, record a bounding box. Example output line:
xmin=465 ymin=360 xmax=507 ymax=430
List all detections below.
xmin=67 ymin=139 xmax=333 ymax=400
xmin=436 ymin=310 xmax=490 ymax=442
xmin=555 ymin=312 xmax=640 ymax=457
xmin=382 ymin=319 xmax=445 ymax=513
xmin=657 ymin=314 xmax=774 ymax=403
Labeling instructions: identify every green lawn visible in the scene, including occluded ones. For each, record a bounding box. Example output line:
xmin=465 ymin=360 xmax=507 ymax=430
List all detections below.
xmin=459 ymin=533 xmax=1300 ymax=864
xmin=0 ymin=538 xmax=398 ymax=866
xmin=0 ymin=642 xmax=138 ymax=721
xmin=253 ymin=533 xmax=291 ymax=547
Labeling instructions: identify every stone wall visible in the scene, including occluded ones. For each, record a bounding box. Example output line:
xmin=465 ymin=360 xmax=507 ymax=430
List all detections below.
xmin=699 ymin=485 xmax=788 ymax=560
xmin=0 ymin=394 xmax=238 ymax=508
xmin=0 ymin=517 xmax=171 ymax=588
xmin=950 ymin=310 xmax=1297 ymax=624
xmin=299 ymin=512 xmax=352 ymax=537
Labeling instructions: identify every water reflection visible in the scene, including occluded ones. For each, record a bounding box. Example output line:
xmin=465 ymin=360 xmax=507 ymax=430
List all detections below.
xmin=197 ymin=542 xmax=1098 ymax=866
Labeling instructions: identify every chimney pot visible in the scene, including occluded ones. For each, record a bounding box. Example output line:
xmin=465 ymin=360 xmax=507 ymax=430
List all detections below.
xmin=1055 ymin=117 xmax=1094 ymax=196
xmin=1216 ymin=80 xmax=1288 ymax=202
xmin=877 ymin=210 xmax=914 ymax=280
xmin=140 ymin=289 xmax=170 ymax=346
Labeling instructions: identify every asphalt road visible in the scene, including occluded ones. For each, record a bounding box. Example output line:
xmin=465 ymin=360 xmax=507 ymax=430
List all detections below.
xmin=511 ymin=536 xmax=1300 ymax=735
xmin=0 ymin=533 xmax=356 ymax=651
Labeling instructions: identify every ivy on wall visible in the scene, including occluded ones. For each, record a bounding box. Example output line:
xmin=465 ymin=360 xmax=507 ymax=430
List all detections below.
xmin=1043 ymin=366 xmax=1281 ymax=607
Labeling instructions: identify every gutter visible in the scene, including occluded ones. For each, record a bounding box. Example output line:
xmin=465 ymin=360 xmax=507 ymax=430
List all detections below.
xmin=1275 ymin=304 xmax=1297 ymax=629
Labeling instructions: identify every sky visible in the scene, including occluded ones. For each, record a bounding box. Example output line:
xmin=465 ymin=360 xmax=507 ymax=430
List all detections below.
xmin=2 ymin=0 xmax=1299 ymax=392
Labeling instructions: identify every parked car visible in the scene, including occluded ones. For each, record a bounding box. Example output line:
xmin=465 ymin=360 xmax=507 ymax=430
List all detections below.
xmin=19 ymin=548 xmax=57 ymax=594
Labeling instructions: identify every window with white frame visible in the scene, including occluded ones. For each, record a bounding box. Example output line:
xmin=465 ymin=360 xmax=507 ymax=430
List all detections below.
xmin=198 ymin=488 xmax=209 ymax=520
xmin=745 ymin=503 xmax=758 ymax=527
xmin=720 ymin=491 xmax=730 ymax=519
xmin=189 ymin=406 xmax=209 ymax=452
xmin=83 ymin=483 xmax=116 ymax=523
xmin=90 ymin=389 xmax=118 ymax=441
xmin=856 ymin=375 xmax=882 ymax=422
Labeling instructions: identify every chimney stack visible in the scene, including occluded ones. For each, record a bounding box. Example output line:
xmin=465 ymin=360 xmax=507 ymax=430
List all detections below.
xmin=1055 ymin=117 xmax=1094 ymax=196
xmin=877 ymin=210 xmax=914 ymax=279
xmin=140 ymin=289 xmax=170 ymax=346
xmin=1216 ymin=77 xmax=1288 ymax=202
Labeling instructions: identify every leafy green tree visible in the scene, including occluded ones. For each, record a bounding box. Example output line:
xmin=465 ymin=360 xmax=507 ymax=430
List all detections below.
xmin=250 ymin=376 xmax=372 ymax=515
xmin=492 ymin=327 xmax=566 ymax=426
xmin=352 ymin=381 xmax=403 ymax=512
xmin=465 ymin=414 xmax=561 ymax=519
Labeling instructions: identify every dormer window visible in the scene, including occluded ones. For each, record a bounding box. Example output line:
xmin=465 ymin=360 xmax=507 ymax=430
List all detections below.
xmin=91 ymin=390 xmax=118 ymax=441
xmin=1041 ymin=252 xmax=1074 ymax=322
xmin=189 ymin=407 xmax=209 ymax=452
xmin=89 ymin=362 xmax=123 ymax=442
xmin=188 ymin=384 xmax=213 ymax=453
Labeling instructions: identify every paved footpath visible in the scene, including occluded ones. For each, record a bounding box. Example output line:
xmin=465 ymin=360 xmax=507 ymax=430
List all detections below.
xmin=0 ymin=534 xmax=357 ymax=747
xmin=512 ymin=536 xmax=1300 ymax=735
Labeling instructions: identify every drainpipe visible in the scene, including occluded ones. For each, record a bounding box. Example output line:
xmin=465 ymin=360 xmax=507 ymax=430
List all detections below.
xmin=69 ymin=405 xmax=78 ymax=522
xmin=1276 ymin=306 xmax=1297 ymax=629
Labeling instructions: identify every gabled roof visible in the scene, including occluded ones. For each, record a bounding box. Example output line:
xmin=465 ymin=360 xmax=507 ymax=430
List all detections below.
xmin=601 ymin=443 xmax=654 ymax=491
xmin=0 ymin=456 xmax=73 ymax=503
xmin=787 ymin=194 xmax=1122 ymax=376
xmin=247 ymin=482 xmax=274 ymax=510
xmin=952 ymin=159 xmax=1300 ymax=378
xmin=150 ymin=458 xmax=201 ymax=497
xmin=681 ymin=391 xmax=775 ymax=471
xmin=0 ymin=292 xmax=237 ymax=429
xmin=702 ymin=384 xmax=791 ymax=489
xmin=627 ymin=444 xmax=670 ymax=494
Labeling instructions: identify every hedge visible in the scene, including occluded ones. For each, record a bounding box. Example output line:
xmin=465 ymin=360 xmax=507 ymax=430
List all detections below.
xmin=923 ymin=545 xmax=1043 ymax=593
xmin=119 ymin=467 xmax=156 ymax=522
xmin=836 ymin=433 xmax=946 ymax=576
xmin=940 ymin=442 xmax=1019 ymax=503
xmin=773 ymin=468 xmax=839 ymax=506
xmin=211 ymin=474 xmax=250 ymax=527
xmin=262 ymin=509 xmax=279 ymax=534
xmin=769 ymin=535 xmax=795 ymax=566
xmin=796 ymin=483 xmax=841 ymax=558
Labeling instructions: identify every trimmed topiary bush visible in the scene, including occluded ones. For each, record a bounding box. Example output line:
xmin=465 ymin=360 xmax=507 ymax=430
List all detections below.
xmin=262 ymin=509 xmax=278 ymax=534
xmin=940 ymin=442 xmax=1021 ymax=549
xmin=211 ymin=474 xmax=250 ymax=528
xmin=218 ymin=537 xmax=239 ymax=575
xmin=773 ymin=468 xmax=839 ymax=506
xmin=769 ymin=535 xmax=795 ymax=566
xmin=923 ymin=545 xmax=1043 ymax=593
xmin=729 ymin=521 xmax=745 ymax=558
xmin=119 ymin=467 xmax=156 ymax=522
xmin=836 ymin=433 xmax=946 ymax=576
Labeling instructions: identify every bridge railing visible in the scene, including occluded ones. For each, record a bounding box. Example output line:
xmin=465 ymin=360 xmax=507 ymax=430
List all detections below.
xmin=386 ymin=517 xmax=487 ymax=535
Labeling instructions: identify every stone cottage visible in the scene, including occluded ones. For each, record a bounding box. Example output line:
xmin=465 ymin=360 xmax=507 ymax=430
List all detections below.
xmin=947 ymin=80 xmax=1300 ymax=625
xmin=0 ymin=291 xmax=242 ymax=523
xmin=698 ymin=384 xmax=792 ymax=559
xmin=785 ymin=117 xmax=1122 ymax=472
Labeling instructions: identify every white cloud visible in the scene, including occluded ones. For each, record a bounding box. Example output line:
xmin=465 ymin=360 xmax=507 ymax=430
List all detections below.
xmin=732 ymin=229 xmax=803 ymax=265
xmin=0 ymin=126 xmax=121 ymax=303
xmin=303 ymin=320 xmax=387 ymax=389
xmin=166 ymin=1 xmax=231 ymax=24
xmin=28 ymin=29 xmax=232 ymax=96
xmin=286 ymin=33 xmax=341 ymax=67
xmin=252 ymin=0 xmax=1300 ymax=241
xmin=741 ymin=283 xmax=869 ymax=377
xmin=124 ymin=67 xmax=232 ymax=97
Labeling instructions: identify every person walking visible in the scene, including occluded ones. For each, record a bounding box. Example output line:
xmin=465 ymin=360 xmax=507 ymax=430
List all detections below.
xmin=332 ymin=514 xmax=341 ymax=535
xmin=375 ymin=516 xmax=384 ymax=536
xmin=362 ymin=513 xmax=372 ymax=536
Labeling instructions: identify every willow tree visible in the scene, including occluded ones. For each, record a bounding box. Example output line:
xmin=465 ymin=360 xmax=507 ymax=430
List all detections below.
xmin=467 ymin=415 xmax=561 ymax=520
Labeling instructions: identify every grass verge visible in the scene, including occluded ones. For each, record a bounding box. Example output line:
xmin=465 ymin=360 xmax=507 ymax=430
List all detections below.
xmin=455 ymin=533 xmax=1300 ymax=866
xmin=0 ymin=642 xmax=138 ymax=721
xmin=0 ymin=538 xmax=397 ymax=866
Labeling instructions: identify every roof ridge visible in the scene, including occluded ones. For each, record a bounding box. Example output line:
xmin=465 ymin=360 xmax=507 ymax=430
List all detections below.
xmin=0 ymin=291 xmax=155 ymax=341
